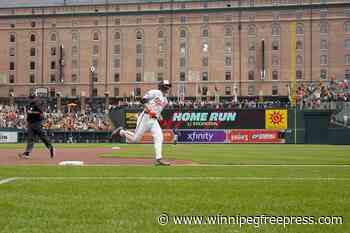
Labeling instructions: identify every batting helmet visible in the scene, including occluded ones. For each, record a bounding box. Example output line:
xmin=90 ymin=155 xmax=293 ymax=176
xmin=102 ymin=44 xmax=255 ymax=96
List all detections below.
xmin=158 ymin=80 xmax=172 ymax=91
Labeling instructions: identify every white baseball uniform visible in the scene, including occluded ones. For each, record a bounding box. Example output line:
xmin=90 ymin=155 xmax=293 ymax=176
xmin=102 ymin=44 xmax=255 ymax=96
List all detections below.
xmin=120 ymin=89 xmax=168 ymax=159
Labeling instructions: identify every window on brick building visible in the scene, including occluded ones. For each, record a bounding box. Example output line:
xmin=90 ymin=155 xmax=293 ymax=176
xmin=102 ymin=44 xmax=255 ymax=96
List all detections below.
xmin=248 ymin=85 xmax=255 ymax=96
xmin=157 ymin=72 xmax=164 ymax=81
xmin=30 ymin=47 xmax=36 ymax=56
xmin=272 ymin=41 xmax=279 ymax=50
xmin=248 ymin=70 xmax=255 ymax=80
xmin=114 ymin=31 xmax=120 ymax=40
xmin=180 ymin=72 xmax=186 ymax=81
xmin=92 ymin=31 xmax=99 ymax=41
xmin=296 ymin=70 xmax=303 ymax=80
xmin=320 ymin=55 xmax=328 ymax=65
xmin=30 ymin=61 xmax=35 ymax=70
xmin=51 ymin=47 xmax=56 ymax=56
xmin=114 ymin=73 xmax=120 ymax=82
xmin=134 ymin=87 xmax=141 ymax=96
xmin=225 ymin=71 xmax=232 ymax=80
xmin=71 ymin=88 xmax=77 ymax=96
xmin=272 ymin=70 xmax=279 ymax=80
xmin=9 ymin=47 xmax=15 ymax=56
xmin=10 ymin=33 xmax=15 ymax=43
xmin=51 ymin=61 xmax=56 ymax=70
xmin=136 ymin=72 xmax=142 ymax=82
xmin=50 ymin=74 xmax=56 ymax=82
xmin=320 ymin=69 xmax=327 ymax=80
xmin=114 ymin=87 xmax=119 ymax=97
xmin=136 ymin=31 xmax=143 ymax=40
xmin=30 ymin=74 xmax=35 ymax=83
xmin=30 ymin=34 xmax=36 ymax=42
xmin=202 ymin=71 xmax=208 ymax=81
xmin=9 ymin=62 xmax=15 ymax=70
xmin=9 ymin=74 xmax=15 ymax=83
xmin=225 ymin=86 xmax=231 ymax=95
xmin=272 ymin=86 xmax=278 ymax=96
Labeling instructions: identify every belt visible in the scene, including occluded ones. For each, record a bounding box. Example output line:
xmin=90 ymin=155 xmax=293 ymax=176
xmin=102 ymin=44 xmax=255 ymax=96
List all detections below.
xmin=144 ymin=109 xmax=158 ymax=119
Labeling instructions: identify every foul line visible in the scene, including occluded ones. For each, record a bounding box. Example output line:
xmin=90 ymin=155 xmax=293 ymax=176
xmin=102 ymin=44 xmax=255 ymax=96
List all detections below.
xmin=82 ymin=164 xmax=350 ymax=167
xmin=0 ymin=177 xmax=17 ymax=185
xmin=181 ymin=164 xmax=350 ymax=167
xmin=10 ymin=177 xmax=350 ymax=181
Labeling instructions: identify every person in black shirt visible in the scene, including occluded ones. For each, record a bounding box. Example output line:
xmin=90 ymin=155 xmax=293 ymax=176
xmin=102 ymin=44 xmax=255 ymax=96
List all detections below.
xmin=18 ymin=93 xmax=55 ymax=159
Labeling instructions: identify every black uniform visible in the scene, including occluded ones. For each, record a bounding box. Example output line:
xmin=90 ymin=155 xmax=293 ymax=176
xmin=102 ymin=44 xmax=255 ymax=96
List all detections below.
xmin=22 ymin=97 xmax=54 ymax=157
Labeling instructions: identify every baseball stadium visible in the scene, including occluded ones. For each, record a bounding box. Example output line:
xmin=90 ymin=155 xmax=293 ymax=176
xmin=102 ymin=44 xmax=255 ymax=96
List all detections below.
xmin=0 ymin=0 xmax=350 ymax=232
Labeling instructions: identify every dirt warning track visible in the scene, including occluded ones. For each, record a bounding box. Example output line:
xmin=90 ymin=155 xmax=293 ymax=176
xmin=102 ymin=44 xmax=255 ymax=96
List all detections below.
xmin=0 ymin=148 xmax=192 ymax=166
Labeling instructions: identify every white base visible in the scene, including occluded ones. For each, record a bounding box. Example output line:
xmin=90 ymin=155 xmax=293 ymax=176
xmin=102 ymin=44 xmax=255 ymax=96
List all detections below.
xmin=59 ymin=161 xmax=84 ymax=166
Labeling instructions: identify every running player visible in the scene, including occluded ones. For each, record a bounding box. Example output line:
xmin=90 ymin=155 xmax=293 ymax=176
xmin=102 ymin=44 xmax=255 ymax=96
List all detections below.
xmin=111 ymin=80 xmax=171 ymax=166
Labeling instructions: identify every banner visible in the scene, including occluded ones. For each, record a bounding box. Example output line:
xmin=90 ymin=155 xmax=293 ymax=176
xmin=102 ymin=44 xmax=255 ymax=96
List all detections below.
xmin=228 ymin=130 xmax=285 ymax=144
xmin=126 ymin=129 xmax=174 ymax=144
xmin=176 ymin=130 xmax=226 ymax=143
xmin=162 ymin=110 xmax=265 ymax=129
xmin=0 ymin=131 xmax=18 ymax=143
xmin=125 ymin=111 xmax=139 ymax=129
xmin=265 ymin=109 xmax=288 ymax=129
xmin=122 ymin=109 xmax=288 ymax=130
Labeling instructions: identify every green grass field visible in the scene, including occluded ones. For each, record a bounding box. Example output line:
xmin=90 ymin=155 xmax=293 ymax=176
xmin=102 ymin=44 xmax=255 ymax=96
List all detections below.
xmin=0 ymin=144 xmax=349 ymax=233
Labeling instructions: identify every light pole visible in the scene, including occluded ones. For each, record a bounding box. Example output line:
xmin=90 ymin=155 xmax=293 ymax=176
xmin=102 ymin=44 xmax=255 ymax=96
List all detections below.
xmin=90 ymin=65 xmax=96 ymax=111
xmin=90 ymin=65 xmax=96 ymax=98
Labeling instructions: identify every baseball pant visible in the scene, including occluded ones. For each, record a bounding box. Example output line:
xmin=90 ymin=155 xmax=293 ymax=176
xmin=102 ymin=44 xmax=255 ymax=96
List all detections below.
xmin=120 ymin=112 xmax=163 ymax=160
xmin=25 ymin=123 xmax=53 ymax=155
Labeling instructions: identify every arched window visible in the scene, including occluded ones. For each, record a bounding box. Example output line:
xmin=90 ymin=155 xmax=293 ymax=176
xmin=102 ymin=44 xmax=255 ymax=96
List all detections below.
xmin=30 ymin=34 xmax=36 ymax=42
xmin=136 ymin=30 xmax=143 ymax=40
xmin=92 ymin=31 xmax=100 ymax=41
xmin=50 ymin=33 xmax=57 ymax=41
xmin=272 ymin=41 xmax=279 ymax=50
xmin=180 ymin=29 xmax=186 ymax=38
xmin=10 ymin=33 xmax=16 ymax=43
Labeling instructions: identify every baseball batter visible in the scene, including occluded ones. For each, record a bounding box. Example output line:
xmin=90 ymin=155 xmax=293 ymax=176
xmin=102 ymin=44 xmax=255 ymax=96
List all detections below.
xmin=112 ymin=80 xmax=171 ymax=166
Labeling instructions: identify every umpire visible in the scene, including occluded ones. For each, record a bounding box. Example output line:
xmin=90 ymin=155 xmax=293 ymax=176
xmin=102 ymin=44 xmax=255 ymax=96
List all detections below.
xmin=18 ymin=92 xmax=55 ymax=159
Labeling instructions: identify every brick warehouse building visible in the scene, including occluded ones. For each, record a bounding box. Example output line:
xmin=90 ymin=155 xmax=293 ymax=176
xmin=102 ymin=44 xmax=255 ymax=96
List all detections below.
xmin=0 ymin=0 xmax=350 ymax=100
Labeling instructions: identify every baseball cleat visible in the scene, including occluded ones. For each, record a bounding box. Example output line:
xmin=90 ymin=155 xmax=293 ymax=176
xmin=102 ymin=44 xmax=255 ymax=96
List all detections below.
xmin=18 ymin=153 xmax=31 ymax=159
xmin=49 ymin=147 xmax=55 ymax=159
xmin=111 ymin=126 xmax=123 ymax=139
xmin=154 ymin=159 xmax=170 ymax=166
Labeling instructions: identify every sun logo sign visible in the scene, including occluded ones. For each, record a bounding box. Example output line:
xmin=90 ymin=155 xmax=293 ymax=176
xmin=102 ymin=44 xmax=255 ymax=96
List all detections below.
xmin=265 ymin=110 xmax=288 ymax=129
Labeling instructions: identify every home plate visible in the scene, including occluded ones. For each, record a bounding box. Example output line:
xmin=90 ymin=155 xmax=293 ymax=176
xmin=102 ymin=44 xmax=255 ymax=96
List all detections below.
xmin=59 ymin=161 xmax=84 ymax=166
xmin=112 ymin=147 xmax=121 ymax=150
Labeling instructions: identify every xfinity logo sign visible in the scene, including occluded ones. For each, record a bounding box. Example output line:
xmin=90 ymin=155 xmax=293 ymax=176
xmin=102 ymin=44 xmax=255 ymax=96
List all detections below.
xmin=178 ymin=130 xmax=226 ymax=143
xmin=187 ymin=132 xmax=214 ymax=142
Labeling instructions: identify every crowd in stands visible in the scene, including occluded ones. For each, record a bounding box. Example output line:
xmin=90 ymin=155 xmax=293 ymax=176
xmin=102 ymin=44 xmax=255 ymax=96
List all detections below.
xmin=0 ymin=104 xmax=112 ymax=131
xmin=297 ymin=78 xmax=350 ymax=109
